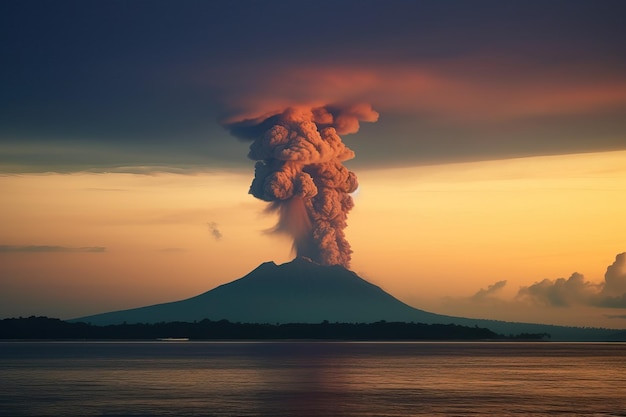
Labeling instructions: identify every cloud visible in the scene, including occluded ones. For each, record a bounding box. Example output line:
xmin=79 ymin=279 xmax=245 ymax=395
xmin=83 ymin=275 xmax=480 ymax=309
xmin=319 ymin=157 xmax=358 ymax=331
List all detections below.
xmin=471 ymin=280 xmax=507 ymax=301
xmin=440 ymin=253 xmax=626 ymax=327
xmin=449 ymin=253 xmax=626 ymax=320
xmin=0 ymin=245 xmax=106 ymax=253
xmin=602 ymin=252 xmax=626 ymax=296
xmin=606 ymin=314 xmax=626 ymax=320
xmin=516 ymin=253 xmax=626 ymax=308
xmin=517 ymin=273 xmax=600 ymax=307
xmin=442 ymin=280 xmax=509 ymax=310
xmin=207 ymin=222 xmax=222 ymax=241
xmin=2 ymin=1 xmax=625 ymax=174
xmin=598 ymin=295 xmax=626 ymax=309
xmin=208 ymin=61 xmax=626 ymax=126
xmin=158 ymin=247 xmax=187 ymax=253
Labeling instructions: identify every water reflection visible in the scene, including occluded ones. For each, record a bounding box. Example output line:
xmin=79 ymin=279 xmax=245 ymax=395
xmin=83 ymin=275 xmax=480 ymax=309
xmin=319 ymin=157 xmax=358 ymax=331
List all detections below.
xmin=241 ymin=342 xmax=356 ymax=416
xmin=2 ymin=341 xmax=626 ymax=416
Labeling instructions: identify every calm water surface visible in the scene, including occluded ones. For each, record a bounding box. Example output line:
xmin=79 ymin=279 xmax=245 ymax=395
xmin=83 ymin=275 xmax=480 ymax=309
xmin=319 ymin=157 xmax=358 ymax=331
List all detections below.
xmin=1 ymin=341 xmax=625 ymax=416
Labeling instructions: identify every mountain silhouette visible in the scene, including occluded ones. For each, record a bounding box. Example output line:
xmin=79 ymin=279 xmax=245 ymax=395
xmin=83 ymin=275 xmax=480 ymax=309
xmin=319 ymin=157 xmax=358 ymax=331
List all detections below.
xmin=74 ymin=258 xmax=624 ymax=341
xmin=76 ymin=258 xmax=443 ymax=325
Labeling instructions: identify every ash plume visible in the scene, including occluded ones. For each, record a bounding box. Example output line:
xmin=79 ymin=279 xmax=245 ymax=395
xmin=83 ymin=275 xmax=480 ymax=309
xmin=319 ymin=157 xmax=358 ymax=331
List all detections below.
xmin=225 ymin=104 xmax=378 ymax=267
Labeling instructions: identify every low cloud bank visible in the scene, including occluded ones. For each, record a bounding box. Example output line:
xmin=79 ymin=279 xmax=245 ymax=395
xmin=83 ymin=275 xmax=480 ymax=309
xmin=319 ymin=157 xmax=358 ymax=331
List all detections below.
xmin=517 ymin=253 xmax=626 ymax=308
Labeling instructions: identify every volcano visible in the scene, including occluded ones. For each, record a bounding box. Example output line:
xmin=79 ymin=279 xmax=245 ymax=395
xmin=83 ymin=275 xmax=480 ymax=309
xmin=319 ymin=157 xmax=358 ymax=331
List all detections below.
xmin=74 ymin=258 xmax=624 ymax=341
xmin=76 ymin=257 xmax=444 ymax=325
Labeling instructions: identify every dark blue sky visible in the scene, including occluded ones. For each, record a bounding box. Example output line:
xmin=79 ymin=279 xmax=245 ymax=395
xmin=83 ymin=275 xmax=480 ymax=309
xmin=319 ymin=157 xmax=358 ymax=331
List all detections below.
xmin=2 ymin=0 xmax=625 ymax=172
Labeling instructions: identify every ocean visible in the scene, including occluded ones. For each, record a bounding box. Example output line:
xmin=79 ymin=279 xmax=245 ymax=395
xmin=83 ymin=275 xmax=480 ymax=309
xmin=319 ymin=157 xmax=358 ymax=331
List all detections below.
xmin=1 ymin=341 xmax=625 ymax=416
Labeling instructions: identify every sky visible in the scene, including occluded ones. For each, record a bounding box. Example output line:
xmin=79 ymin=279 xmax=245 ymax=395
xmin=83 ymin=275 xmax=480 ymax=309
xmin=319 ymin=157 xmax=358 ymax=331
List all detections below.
xmin=1 ymin=0 xmax=626 ymax=328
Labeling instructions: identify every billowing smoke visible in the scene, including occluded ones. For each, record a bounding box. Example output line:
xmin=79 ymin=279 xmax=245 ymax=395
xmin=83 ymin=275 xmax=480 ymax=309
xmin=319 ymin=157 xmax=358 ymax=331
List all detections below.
xmin=225 ymin=104 xmax=378 ymax=267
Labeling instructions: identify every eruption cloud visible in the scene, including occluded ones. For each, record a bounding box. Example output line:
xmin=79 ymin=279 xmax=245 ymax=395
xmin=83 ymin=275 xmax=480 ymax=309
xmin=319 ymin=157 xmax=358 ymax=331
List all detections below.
xmin=225 ymin=104 xmax=378 ymax=268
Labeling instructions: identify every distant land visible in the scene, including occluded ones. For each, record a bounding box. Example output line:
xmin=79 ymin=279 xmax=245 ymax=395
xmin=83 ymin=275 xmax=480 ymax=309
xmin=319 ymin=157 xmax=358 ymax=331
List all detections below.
xmin=2 ymin=316 xmax=547 ymax=340
xmin=59 ymin=258 xmax=626 ymax=341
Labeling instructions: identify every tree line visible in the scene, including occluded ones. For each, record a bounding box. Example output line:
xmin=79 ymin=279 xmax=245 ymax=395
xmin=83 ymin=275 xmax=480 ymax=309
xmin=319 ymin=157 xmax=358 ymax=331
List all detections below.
xmin=0 ymin=316 xmax=550 ymax=340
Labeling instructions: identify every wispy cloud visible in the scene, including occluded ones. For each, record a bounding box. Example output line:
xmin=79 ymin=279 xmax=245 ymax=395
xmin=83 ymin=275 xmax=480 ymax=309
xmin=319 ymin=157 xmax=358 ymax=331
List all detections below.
xmin=157 ymin=247 xmax=187 ymax=253
xmin=0 ymin=245 xmax=106 ymax=253
xmin=606 ymin=314 xmax=626 ymax=320
xmin=471 ymin=280 xmax=507 ymax=302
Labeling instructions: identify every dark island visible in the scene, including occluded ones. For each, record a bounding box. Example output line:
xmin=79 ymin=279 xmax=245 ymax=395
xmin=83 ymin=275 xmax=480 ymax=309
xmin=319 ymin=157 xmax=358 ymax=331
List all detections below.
xmin=0 ymin=316 xmax=550 ymax=340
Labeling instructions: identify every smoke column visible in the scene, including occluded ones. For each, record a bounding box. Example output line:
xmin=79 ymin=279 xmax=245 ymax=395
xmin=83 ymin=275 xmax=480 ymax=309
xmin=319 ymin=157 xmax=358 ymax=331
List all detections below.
xmin=226 ymin=104 xmax=378 ymax=268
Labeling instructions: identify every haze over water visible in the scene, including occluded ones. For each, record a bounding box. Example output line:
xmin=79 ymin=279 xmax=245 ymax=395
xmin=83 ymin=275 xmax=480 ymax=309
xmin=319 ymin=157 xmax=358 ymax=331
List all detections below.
xmin=2 ymin=341 xmax=625 ymax=416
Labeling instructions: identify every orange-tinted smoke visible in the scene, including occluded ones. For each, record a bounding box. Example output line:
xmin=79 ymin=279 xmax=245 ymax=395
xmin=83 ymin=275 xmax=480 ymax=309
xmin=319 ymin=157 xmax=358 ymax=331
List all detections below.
xmin=226 ymin=104 xmax=378 ymax=267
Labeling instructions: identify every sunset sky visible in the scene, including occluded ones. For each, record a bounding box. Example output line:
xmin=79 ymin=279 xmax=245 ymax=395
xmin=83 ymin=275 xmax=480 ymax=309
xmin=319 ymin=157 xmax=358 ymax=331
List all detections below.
xmin=1 ymin=0 xmax=626 ymax=328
